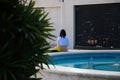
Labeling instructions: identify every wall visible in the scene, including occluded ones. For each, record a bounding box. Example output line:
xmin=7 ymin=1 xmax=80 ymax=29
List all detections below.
xmin=34 ymin=0 xmax=120 ymax=49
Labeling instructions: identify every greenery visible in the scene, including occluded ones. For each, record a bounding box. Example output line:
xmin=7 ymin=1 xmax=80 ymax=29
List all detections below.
xmin=0 ymin=0 xmax=54 ymax=80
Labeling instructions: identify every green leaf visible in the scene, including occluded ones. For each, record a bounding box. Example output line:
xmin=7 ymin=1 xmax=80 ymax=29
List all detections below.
xmin=8 ymin=71 xmax=17 ymax=80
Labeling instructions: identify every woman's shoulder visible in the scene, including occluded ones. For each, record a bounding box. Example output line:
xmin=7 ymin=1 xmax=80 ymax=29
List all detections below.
xmin=57 ymin=36 xmax=61 ymax=40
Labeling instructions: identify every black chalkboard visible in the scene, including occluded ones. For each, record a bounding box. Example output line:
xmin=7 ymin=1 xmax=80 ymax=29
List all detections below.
xmin=74 ymin=3 xmax=120 ymax=49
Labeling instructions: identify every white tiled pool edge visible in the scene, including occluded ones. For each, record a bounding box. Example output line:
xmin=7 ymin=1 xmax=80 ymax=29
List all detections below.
xmin=37 ymin=64 xmax=120 ymax=80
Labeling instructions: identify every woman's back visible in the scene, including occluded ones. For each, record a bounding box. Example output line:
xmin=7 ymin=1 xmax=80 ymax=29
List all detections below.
xmin=57 ymin=36 xmax=69 ymax=46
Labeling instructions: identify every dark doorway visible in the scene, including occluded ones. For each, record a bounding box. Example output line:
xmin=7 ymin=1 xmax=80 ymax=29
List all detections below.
xmin=74 ymin=3 xmax=120 ymax=49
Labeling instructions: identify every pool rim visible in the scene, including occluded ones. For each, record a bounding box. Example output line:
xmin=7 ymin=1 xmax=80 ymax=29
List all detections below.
xmin=45 ymin=50 xmax=120 ymax=79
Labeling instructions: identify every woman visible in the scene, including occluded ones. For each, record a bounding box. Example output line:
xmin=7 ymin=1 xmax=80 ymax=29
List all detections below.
xmin=57 ymin=29 xmax=69 ymax=52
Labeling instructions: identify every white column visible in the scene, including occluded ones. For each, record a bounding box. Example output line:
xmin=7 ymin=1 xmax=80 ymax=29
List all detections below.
xmin=60 ymin=0 xmax=64 ymax=29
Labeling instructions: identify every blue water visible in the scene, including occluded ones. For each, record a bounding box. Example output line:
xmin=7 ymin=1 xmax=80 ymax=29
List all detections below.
xmin=49 ymin=52 xmax=120 ymax=72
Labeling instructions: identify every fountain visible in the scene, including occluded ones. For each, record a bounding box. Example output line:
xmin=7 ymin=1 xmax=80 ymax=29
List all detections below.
xmin=89 ymin=56 xmax=93 ymax=69
xmin=114 ymin=56 xmax=120 ymax=71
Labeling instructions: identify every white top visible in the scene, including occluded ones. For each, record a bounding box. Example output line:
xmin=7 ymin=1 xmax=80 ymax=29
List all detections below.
xmin=57 ymin=36 xmax=69 ymax=46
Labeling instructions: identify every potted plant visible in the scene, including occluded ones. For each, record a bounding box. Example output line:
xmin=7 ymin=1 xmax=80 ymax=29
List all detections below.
xmin=0 ymin=0 xmax=54 ymax=80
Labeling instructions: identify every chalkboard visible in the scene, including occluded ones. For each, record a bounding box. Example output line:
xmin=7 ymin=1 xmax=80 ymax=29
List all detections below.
xmin=74 ymin=3 xmax=120 ymax=49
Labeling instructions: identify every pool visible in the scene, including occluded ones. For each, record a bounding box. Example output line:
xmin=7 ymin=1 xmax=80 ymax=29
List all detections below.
xmin=50 ymin=52 xmax=120 ymax=72
xmin=38 ymin=50 xmax=120 ymax=80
